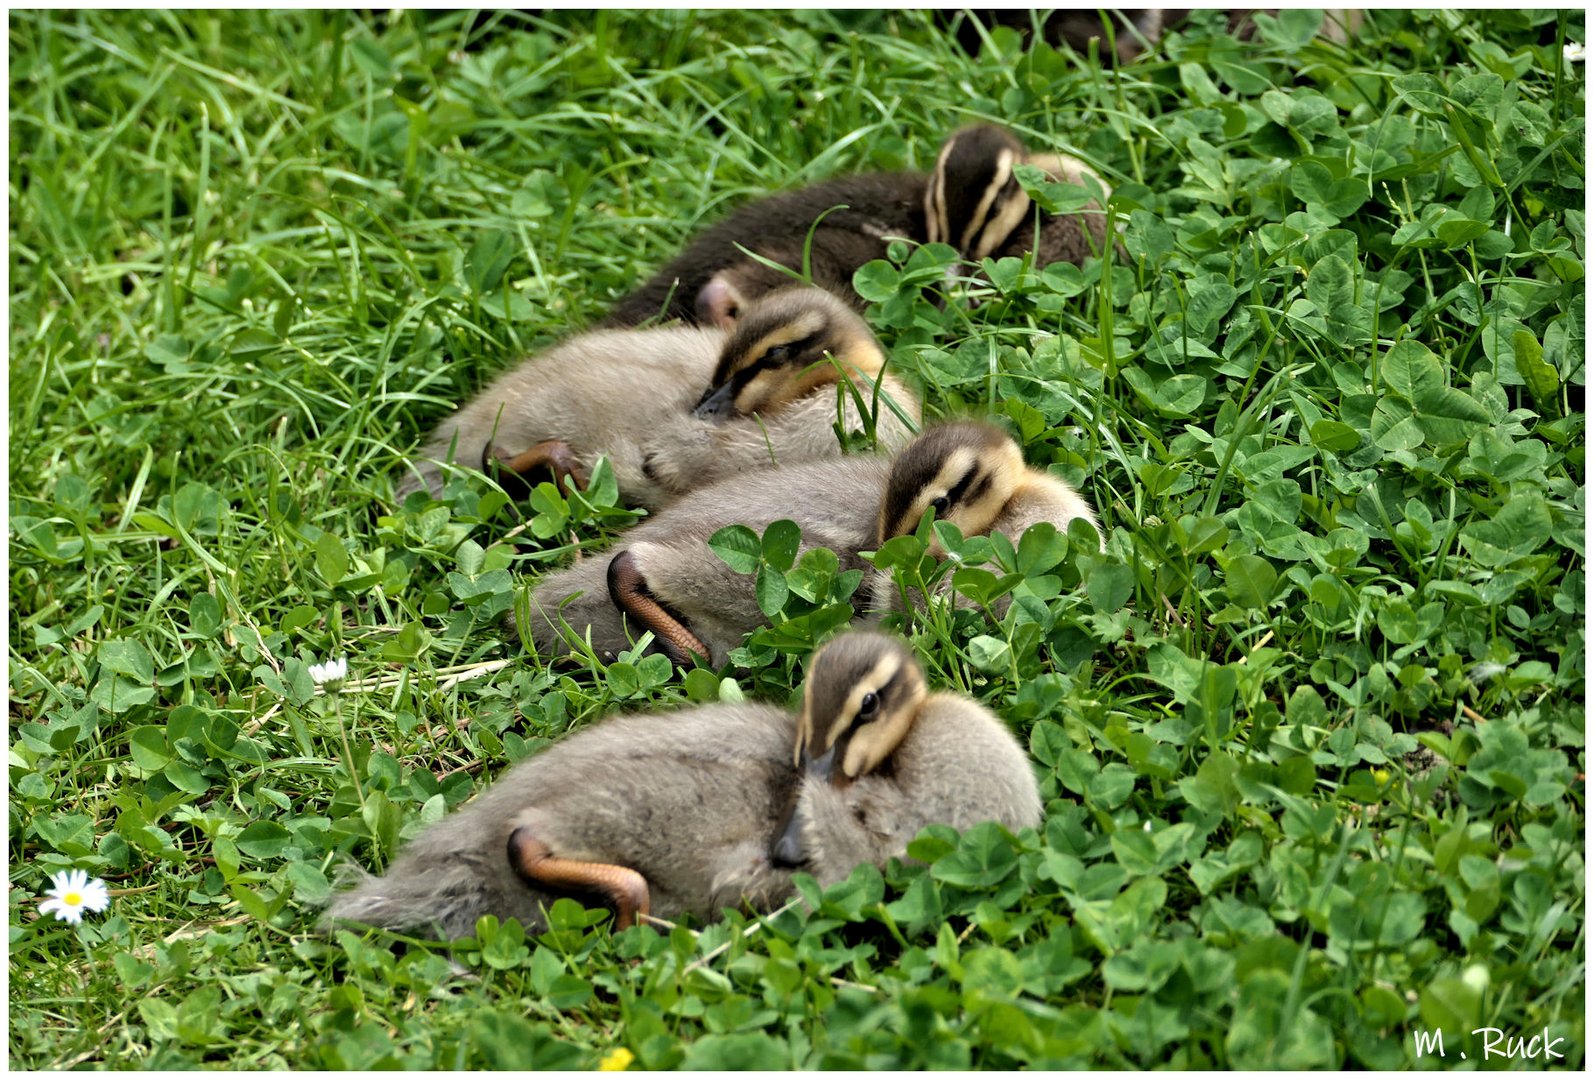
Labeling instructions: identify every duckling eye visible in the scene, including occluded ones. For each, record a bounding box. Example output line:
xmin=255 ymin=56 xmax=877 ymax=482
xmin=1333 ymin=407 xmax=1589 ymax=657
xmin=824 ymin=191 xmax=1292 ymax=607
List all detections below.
xmin=763 ymin=344 xmax=791 ymax=365
xmin=930 ymin=495 xmax=950 ymax=516
xmin=857 ymin=692 xmax=879 ymax=720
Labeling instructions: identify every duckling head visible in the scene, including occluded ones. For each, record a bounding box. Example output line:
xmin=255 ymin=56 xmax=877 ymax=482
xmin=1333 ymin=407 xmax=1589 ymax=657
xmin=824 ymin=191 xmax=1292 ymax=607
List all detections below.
xmin=925 ymin=124 xmax=1033 ymax=262
xmin=877 ymin=420 xmax=1027 ymax=549
xmin=771 ymin=631 xmax=929 ymax=868
xmin=791 ymin=630 xmax=929 ymax=783
xmin=693 ymin=287 xmax=886 ymax=420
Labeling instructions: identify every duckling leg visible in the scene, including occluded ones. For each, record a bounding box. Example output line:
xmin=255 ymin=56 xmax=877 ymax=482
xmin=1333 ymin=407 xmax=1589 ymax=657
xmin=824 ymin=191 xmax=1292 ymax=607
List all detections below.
xmin=485 ymin=440 xmax=588 ymax=493
xmin=607 ymin=550 xmax=712 ymax=667
xmin=507 ymin=828 xmax=651 ymax=930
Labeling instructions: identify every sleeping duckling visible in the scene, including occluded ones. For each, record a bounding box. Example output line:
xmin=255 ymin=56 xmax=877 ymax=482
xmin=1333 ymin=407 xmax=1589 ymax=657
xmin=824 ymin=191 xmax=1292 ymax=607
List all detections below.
xmin=319 ymin=629 xmax=1038 ymax=939
xmin=608 ymin=125 xmax=1065 ymax=329
xmin=395 ymin=287 xmax=918 ymax=510
xmin=393 ymin=322 xmax=720 ymax=505
xmin=320 ymin=700 xmax=798 ymax=938
xmin=520 ymin=420 xmax=1099 ymax=668
xmin=521 ymin=452 xmax=892 ymax=667
xmin=771 ymin=630 xmax=1042 ymax=874
xmin=928 ymin=123 xmax=1114 ymax=273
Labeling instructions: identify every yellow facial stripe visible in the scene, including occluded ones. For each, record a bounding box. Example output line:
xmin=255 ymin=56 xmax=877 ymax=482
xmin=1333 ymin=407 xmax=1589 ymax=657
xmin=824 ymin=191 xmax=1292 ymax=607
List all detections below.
xmin=732 ymin=312 xmax=826 ymax=377
xmin=959 ymin=147 xmax=1017 ymax=254
xmin=825 ymin=652 xmax=900 ymax=758
xmin=970 ymin=161 xmax=1032 ymax=260
xmin=926 ymin=139 xmax=956 ymax=245
xmin=912 ymin=447 xmax=978 ymax=519
xmin=796 ymin=675 xmax=816 ymax=767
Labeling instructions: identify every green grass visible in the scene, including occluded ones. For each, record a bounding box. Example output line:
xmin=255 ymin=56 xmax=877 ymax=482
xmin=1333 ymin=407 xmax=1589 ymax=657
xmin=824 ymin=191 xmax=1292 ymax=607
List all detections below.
xmin=9 ymin=8 xmax=1585 ymax=1069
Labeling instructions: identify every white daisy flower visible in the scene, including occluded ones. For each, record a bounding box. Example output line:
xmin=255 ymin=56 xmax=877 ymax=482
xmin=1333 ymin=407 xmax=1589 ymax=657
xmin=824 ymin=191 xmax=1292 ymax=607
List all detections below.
xmin=308 ymin=655 xmax=348 ymax=690
xmin=38 ymin=869 xmax=111 ymax=925
xmin=1565 ymin=42 xmax=1585 ymax=63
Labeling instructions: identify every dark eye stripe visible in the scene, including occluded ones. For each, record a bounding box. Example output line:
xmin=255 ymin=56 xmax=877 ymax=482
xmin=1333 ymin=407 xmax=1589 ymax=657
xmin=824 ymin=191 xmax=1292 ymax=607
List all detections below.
xmin=941 ymin=466 xmax=981 ymax=511
xmin=727 ymin=332 xmax=829 ymax=403
xmin=852 ymin=669 xmax=901 ymax=729
xmin=766 ymin=332 xmax=821 ymax=367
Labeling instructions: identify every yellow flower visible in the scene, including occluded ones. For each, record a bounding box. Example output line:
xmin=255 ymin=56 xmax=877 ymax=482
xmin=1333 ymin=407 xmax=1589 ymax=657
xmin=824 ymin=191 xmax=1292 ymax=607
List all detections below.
xmin=597 ymin=1048 xmax=634 ymax=1072
xmin=1371 ymin=768 xmax=1391 ymax=785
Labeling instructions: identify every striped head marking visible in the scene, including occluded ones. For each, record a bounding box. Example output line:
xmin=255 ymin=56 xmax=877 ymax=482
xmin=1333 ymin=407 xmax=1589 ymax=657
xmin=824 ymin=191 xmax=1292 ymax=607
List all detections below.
xmin=794 ymin=631 xmax=928 ymax=782
xmin=694 ymin=287 xmax=884 ymax=420
xmin=925 ymin=124 xmax=1033 ymax=261
xmin=878 ymin=421 xmax=1027 ymax=548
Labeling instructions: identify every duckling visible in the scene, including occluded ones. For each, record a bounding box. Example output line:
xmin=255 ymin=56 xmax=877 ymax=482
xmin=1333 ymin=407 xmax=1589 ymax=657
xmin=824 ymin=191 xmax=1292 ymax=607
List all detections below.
xmin=320 ymin=700 xmax=799 ymax=939
xmin=395 ymin=288 xmax=919 ymax=510
xmin=928 ymin=123 xmax=1114 ymax=274
xmin=520 ymin=453 xmax=893 ymax=667
xmin=770 ymin=630 xmax=1042 ymax=875
xmin=320 ymin=630 xmax=1038 ymax=939
xmin=606 ymin=125 xmax=1069 ymax=329
xmin=602 ymin=171 xmax=929 ymax=329
xmin=519 ymin=421 xmax=1100 ymax=668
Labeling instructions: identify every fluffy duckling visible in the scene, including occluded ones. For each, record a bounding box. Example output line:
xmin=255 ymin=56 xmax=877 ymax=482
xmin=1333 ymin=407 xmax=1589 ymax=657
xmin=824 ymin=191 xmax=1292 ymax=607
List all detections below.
xmin=603 ymin=171 xmax=929 ymax=329
xmin=395 ymin=288 xmax=918 ymax=510
xmin=320 ymin=630 xmax=1039 ymax=939
xmin=928 ymin=124 xmax=1114 ymax=273
xmin=607 ymin=127 xmax=1056 ymax=329
xmin=320 ymin=701 xmax=799 ymax=938
xmin=771 ymin=631 xmax=1042 ymax=873
xmin=520 ymin=421 xmax=1099 ymax=668
xmin=520 ymin=453 xmax=892 ymax=666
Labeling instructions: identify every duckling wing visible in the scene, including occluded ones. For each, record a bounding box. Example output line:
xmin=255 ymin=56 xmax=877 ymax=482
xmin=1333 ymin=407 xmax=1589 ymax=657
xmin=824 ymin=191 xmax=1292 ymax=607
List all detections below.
xmin=997 ymin=479 xmax=1102 ymax=552
xmin=888 ymin=696 xmax=1043 ymax=835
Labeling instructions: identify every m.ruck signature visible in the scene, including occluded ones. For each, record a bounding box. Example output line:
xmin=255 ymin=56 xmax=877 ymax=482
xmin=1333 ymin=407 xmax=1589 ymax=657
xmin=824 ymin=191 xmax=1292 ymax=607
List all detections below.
xmin=1413 ymin=1026 xmax=1567 ymax=1062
